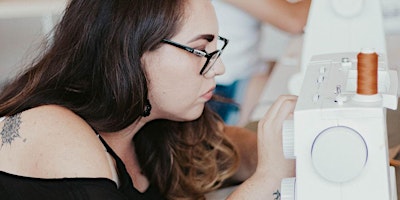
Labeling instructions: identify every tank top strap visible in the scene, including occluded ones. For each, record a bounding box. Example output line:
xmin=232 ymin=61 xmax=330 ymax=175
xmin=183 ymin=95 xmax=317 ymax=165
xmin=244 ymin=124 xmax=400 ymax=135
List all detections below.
xmin=96 ymin=134 xmax=127 ymax=170
xmin=96 ymin=133 xmax=135 ymax=191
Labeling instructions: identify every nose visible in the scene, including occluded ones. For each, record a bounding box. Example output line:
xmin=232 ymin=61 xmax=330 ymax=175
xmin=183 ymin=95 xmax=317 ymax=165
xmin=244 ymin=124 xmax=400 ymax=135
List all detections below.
xmin=204 ymin=59 xmax=225 ymax=78
xmin=213 ymin=58 xmax=225 ymax=75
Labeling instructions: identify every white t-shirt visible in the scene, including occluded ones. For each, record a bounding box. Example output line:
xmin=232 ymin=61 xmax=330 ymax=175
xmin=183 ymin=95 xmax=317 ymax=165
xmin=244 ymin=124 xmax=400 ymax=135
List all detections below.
xmin=212 ymin=0 xmax=267 ymax=85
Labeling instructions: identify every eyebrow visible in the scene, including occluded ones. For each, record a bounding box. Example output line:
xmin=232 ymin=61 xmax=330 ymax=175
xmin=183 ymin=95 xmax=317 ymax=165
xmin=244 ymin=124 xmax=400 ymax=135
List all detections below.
xmin=188 ymin=34 xmax=215 ymax=43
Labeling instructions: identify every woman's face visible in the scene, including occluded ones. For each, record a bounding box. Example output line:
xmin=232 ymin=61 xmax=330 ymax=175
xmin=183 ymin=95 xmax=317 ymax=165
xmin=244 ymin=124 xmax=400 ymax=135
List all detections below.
xmin=142 ymin=0 xmax=225 ymax=121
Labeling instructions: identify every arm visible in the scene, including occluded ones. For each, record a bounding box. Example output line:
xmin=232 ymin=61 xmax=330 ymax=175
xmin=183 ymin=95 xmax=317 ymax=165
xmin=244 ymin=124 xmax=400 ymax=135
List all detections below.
xmin=223 ymin=125 xmax=258 ymax=185
xmin=222 ymin=0 xmax=311 ymax=34
xmin=228 ymin=95 xmax=297 ymax=199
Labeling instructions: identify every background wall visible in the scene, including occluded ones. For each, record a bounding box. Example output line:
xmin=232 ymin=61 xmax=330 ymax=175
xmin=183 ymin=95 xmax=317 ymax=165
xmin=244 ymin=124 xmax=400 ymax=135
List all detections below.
xmin=0 ymin=0 xmax=65 ymax=87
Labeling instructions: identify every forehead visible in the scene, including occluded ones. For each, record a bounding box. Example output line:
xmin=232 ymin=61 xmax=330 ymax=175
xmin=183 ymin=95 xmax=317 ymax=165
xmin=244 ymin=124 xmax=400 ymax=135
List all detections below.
xmin=173 ymin=0 xmax=219 ymax=40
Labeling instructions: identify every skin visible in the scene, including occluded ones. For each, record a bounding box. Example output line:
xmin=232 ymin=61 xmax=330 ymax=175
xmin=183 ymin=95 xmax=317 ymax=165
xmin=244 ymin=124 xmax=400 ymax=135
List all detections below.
xmin=103 ymin=1 xmax=227 ymax=191
xmin=142 ymin=0 xmax=224 ymax=121
xmin=0 ymin=0 xmax=224 ymax=192
xmin=0 ymin=0 xmax=296 ymax=198
xmin=228 ymin=95 xmax=297 ymax=199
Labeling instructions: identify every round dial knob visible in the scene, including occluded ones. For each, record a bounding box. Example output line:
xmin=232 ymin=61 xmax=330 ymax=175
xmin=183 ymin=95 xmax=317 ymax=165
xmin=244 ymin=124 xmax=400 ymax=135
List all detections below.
xmin=281 ymin=177 xmax=296 ymax=200
xmin=311 ymin=126 xmax=367 ymax=183
xmin=282 ymin=119 xmax=295 ymax=159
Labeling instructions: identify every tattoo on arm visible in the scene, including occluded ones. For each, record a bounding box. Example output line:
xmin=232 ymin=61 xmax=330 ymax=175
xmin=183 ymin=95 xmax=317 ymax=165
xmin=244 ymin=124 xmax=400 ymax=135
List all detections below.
xmin=273 ymin=189 xmax=281 ymax=200
xmin=1 ymin=113 xmax=23 ymax=147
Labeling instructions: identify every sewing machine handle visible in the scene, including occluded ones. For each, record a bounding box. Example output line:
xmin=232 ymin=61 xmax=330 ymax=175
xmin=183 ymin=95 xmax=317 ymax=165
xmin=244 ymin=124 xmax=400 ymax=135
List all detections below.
xmin=382 ymin=70 xmax=398 ymax=110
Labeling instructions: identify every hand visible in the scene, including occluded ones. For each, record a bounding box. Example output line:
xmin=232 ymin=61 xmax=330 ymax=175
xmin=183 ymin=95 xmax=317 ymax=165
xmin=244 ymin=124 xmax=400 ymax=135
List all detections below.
xmin=226 ymin=95 xmax=297 ymax=199
xmin=256 ymin=95 xmax=297 ymax=179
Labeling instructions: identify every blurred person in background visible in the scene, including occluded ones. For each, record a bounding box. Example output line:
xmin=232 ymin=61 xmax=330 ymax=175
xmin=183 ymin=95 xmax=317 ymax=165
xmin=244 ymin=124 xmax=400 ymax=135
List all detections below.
xmin=210 ymin=0 xmax=310 ymax=126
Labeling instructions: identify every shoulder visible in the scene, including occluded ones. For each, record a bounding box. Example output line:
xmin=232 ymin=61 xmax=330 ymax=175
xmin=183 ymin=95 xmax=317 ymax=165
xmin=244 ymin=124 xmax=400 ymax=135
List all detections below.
xmin=0 ymin=105 xmax=115 ymax=180
xmin=21 ymin=104 xmax=94 ymax=138
xmin=20 ymin=105 xmax=97 ymax=148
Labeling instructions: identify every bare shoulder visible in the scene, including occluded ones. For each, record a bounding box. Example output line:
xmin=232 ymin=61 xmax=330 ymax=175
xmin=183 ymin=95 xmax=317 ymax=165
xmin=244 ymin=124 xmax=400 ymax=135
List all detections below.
xmin=0 ymin=105 xmax=114 ymax=180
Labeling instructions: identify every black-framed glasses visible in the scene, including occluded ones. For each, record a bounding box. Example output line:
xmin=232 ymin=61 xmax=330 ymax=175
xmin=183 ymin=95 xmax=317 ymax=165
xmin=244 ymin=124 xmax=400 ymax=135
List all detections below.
xmin=161 ymin=36 xmax=229 ymax=76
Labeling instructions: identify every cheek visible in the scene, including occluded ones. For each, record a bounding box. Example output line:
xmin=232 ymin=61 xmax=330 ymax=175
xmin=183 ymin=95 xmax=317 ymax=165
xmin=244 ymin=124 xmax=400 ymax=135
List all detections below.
xmin=149 ymin=76 xmax=204 ymax=119
xmin=145 ymin=61 xmax=205 ymax=120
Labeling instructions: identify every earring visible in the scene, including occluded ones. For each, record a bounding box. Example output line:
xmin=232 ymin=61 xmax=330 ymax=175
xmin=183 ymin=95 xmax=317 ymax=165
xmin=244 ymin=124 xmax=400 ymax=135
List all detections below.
xmin=142 ymin=99 xmax=152 ymax=117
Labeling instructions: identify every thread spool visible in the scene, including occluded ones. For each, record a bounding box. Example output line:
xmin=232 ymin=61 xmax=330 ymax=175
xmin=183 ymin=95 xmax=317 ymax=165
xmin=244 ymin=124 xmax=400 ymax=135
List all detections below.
xmin=357 ymin=49 xmax=378 ymax=95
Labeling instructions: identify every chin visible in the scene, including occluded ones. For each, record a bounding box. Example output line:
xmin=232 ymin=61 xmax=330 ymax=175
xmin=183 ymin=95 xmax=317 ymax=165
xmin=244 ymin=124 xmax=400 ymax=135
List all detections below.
xmin=174 ymin=106 xmax=205 ymax=122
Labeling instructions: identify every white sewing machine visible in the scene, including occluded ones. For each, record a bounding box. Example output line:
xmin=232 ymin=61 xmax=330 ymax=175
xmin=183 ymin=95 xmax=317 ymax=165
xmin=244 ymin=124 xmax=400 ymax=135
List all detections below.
xmin=281 ymin=51 xmax=398 ymax=200
xmin=280 ymin=0 xmax=399 ymax=199
xmin=288 ymin=0 xmax=388 ymax=95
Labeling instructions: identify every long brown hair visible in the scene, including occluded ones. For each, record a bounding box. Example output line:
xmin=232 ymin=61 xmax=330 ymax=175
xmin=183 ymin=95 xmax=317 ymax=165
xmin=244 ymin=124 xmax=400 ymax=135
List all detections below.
xmin=0 ymin=0 xmax=239 ymax=199
xmin=136 ymin=107 xmax=239 ymax=199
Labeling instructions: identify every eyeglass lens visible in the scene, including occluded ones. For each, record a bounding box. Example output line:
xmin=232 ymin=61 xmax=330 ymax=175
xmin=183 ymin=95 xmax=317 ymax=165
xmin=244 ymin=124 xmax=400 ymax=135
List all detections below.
xmin=202 ymin=52 xmax=221 ymax=75
xmin=202 ymin=38 xmax=225 ymax=75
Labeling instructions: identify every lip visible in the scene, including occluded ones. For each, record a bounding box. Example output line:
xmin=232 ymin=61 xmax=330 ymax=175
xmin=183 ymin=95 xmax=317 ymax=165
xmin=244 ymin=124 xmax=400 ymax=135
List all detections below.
xmin=201 ymin=87 xmax=215 ymax=101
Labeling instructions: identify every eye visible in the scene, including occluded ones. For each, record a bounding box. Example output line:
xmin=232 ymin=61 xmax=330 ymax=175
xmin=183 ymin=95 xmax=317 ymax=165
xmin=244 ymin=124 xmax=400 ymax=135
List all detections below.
xmin=193 ymin=44 xmax=207 ymax=51
xmin=191 ymin=39 xmax=212 ymax=52
xmin=193 ymin=46 xmax=207 ymax=54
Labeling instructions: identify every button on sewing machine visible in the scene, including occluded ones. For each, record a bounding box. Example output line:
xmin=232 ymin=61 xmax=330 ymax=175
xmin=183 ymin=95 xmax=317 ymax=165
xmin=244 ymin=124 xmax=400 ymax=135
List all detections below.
xmin=341 ymin=57 xmax=352 ymax=67
xmin=317 ymin=75 xmax=325 ymax=83
xmin=320 ymin=66 xmax=326 ymax=74
xmin=313 ymin=94 xmax=320 ymax=102
xmin=334 ymin=85 xmax=347 ymax=105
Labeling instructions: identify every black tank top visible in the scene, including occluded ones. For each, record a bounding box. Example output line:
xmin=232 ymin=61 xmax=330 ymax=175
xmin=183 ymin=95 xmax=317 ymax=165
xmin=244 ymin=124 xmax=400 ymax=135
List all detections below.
xmin=0 ymin=136 xmax=164 ymax=200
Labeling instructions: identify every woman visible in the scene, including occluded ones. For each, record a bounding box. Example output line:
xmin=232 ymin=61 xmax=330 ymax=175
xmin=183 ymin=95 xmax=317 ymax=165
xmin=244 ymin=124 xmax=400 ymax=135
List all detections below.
xmin=0 ymin=0 xmax=296 ymax=199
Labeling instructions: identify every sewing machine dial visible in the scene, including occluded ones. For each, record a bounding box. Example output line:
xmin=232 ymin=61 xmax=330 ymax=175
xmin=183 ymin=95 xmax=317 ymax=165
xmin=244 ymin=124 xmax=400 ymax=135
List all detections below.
xmin=311 ymin=126 xmax=368 ymax=183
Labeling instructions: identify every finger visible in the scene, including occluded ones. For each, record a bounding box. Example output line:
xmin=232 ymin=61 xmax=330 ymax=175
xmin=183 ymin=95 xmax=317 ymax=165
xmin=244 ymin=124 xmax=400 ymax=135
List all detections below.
xmin=259 ymin=95 xmax=297 ymax=125
xmin=265 ymin=95 xmax=297 ymax=119
xmin=274 ymin=98 xmax=296 ymax=124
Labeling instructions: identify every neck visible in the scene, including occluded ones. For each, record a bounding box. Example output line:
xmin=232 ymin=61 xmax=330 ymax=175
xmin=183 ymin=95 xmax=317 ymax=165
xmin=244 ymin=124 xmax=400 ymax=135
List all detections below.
xmin=99 ymin=118 xmax=147 ymax=151
xmin=99 ymin=118 xmax=150 ymax=192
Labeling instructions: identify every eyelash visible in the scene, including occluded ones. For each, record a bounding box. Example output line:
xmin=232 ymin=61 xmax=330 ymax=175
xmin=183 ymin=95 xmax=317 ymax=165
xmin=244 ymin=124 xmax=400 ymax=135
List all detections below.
xmin=194 ymin=40 xmax=212 ymax=52
xmin=194 ymin=45 xmax=207 ymax=50
xmin=195 ymin=45 xmax=207 ymax=52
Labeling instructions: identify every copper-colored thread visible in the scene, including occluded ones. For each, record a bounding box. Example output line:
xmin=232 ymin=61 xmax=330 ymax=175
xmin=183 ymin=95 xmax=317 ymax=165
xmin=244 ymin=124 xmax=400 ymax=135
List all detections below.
xmin=357 ymin=52 xmax=378 ymax=95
